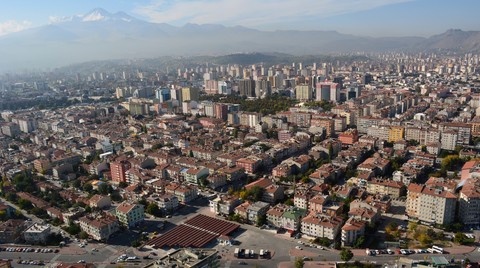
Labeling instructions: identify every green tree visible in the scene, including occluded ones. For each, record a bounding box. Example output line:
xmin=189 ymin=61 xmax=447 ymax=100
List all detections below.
xmin=294 ymin=257 xmax=305 ymax=268
xmin=146 ymin=203 xmax=161 ymax=217
xmin=83 ymin=183 xmax=93 ymax=193
xmin=64 ymin=223 xmax=81 ymax=235
xmin=18 ymin=198 xmax=33 ymax=210
xmin=353 ymin=236 xmax=365 ymax=248
xmin=79 ymin=231 xmax=89 ymax=239
xmin=340 ymin=249 xmax=354 ymax=262
xmin=256 ymin=214 xmax=266 ymax=227
xmin=98 ymin=183 xmax=112 ymax=195
xmin=131 ymin=239 xmax=141 ymax=248
xmin=454 ymin=232 xmax=467 ymax=244
xmin=418 ymin=233 xmax=432 ymax=247
xmin=0 ymin=210 xmax=7 ymax=221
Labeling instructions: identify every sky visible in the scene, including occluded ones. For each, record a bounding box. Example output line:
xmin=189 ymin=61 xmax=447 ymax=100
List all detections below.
xmin=0 ymin=0 xmax=479 ymax=37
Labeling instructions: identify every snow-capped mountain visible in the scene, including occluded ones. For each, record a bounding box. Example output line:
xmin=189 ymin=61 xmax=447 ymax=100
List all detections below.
xmin=0 ymin=8 xmax=479 ymax=72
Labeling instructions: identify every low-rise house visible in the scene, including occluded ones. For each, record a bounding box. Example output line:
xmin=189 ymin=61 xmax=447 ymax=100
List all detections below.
xmin=266 ymin=204 xmax=288 ymax=228
xmin=246 ymin=201 xmax=270 ymax=224
xmin=206 ymin=173 xmax=227 ymax=190
xmin=0 ymin=219 xmax=27 ymax=243
xmin=89 ymin=194 xmax=111 ymax=209
xmin=348 ymin=207 xmax=380 ymax=224
xmin=209 ymin=195 xmax=241 ymax=216
xmin=280 ymin=207 xmax=307 ymax=233
xmin=234 ymin=201 xmax=251 ymax=220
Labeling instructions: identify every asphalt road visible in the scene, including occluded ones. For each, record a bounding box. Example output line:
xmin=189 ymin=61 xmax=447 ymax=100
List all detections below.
xmin=3 ymin=194 xmax=480 ymax=268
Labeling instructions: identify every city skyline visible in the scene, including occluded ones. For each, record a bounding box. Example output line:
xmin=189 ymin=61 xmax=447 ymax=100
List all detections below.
xmin=1 ymin=0 xmax=480 ymax=37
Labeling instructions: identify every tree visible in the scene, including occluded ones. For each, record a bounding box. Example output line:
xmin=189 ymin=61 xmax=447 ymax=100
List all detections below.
xmin=18 ymin=198 xmax=33 ymax=210
xmin=79 ymin=231 xmax=89 ymax=240
xmin=98 ymin=183 xmax=112 ymax=195
xmin=454 ymin=232 xmax=467 ymax=244
xmin=146 ymin=203 xmax=161 ymax=217
xmin=83 ymin=183 xmax=93 ymax=193
xmin=353 ymin=236 xmax=365 ymax=248
xmin=72 ymin=180 xmax=81 ymax=189
xmin=118 ymin=182 xmax=128 ymax=188
xmin=0 ymin=210 xmax=7 ymax=221
xmin=256 ymin=214 xmax=266 ymax=227
xmin=418 ymin=233 xmax=432 ymax=247
xmin=294 ymin=257 xmax=305 ymax=268
xmin=64 ymin=223 xmax=81 ymax=235
xmin=340 ymin=249 xmax=354 ymax=262
xmin=131 ymin=239 xmax=141 ymax=247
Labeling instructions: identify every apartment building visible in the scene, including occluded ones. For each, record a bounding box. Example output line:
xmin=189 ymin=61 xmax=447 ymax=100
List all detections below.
xmin=79 ymin=215 xmax=119 ymax=241
xmin=366 ymin=179 xmax=405 ymax=198
xmin=406 ymin=183 xmax=457 ymax=225
xmin=115 ymin=202 xmax=145 ymax=229
xmin=341 ymin=218 xmax=367 ymax=247
xmin=459 ymin=178 xmax=480 ymax=227
xmin=301 ymin=213 xmax=344 ymax=240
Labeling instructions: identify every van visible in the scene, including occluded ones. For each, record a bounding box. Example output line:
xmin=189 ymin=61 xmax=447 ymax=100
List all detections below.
xmin=234 ymin=248 xmax=240 ymax=258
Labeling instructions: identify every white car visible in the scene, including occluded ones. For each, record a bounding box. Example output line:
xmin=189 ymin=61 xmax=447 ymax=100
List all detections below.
xmin=295 ymin=246 xmax=302 ymax=250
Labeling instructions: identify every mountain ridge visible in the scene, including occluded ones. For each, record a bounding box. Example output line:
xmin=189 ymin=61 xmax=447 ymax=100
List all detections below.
xmin=0 ymin=8 xmax=479 ymax=72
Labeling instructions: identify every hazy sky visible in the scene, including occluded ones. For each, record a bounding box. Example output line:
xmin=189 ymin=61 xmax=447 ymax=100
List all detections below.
xmin=1 ymin=0 xmax=479 ymax=37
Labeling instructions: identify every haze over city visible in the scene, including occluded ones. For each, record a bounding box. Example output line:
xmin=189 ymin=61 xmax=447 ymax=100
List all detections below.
xmin=1 ymin=0 xmax=480 ymax=37
xmin=0 ymin=0 xmax=480 ymax=72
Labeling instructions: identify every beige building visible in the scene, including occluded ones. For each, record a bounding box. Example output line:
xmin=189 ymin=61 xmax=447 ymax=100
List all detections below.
xmin=366 ymin=179 xmax=405 ymax=198
xmin=406 ymin=183 xmax=457 ymax=225
xmin=79 ymin=215 xmax=119 ymax=241
xmin=459 ymin=178 xmax=480 ymax=227
xmin=295 ymin=84 xmax=312 ymax=101
xmin=89 ymin=194 xmax=111 ymax=209
xmin=341 ymin=218 xmax=367 ymax=246
xmin=300 ymin=213 xmax=344 ymax=240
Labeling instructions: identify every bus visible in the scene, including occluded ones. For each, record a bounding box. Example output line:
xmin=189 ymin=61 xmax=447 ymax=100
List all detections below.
xmin=432 ymin=245 xmax=444 ymax=254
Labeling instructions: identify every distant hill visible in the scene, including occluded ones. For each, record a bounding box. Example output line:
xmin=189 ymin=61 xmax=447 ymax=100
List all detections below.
xmin=0 ymin=8 xmax=479 ymax=72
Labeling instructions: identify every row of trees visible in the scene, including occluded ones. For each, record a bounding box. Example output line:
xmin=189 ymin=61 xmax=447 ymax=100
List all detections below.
xmin=201 ymin=94 xmax=298 ymax=115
